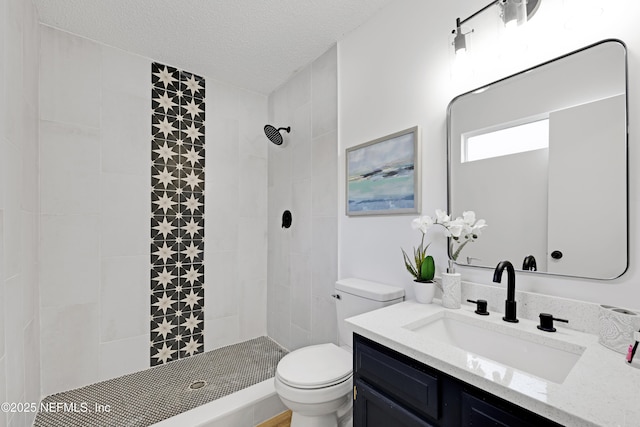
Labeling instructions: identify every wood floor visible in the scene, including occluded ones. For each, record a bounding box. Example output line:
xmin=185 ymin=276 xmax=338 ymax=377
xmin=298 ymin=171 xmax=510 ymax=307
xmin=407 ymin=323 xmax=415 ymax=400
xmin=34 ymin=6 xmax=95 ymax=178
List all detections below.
xmin=256 ymin=410 xmax=292 ymax=427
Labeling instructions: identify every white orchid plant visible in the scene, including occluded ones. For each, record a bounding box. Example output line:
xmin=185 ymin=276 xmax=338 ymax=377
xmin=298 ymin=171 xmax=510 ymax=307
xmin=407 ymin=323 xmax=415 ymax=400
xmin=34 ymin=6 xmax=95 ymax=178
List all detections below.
xmin=403 ymin=209 xmax=487 ymax=280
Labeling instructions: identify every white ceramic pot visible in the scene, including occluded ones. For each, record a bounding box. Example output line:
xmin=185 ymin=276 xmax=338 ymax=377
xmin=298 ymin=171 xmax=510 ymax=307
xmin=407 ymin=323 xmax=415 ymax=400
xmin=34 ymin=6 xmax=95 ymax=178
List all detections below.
xmin=413 ymin=280 xmax=436 ymax=304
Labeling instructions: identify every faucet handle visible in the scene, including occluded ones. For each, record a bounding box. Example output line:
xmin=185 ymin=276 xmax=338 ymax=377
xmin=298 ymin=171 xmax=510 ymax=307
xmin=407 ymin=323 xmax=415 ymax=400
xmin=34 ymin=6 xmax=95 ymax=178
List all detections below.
xmin=537 ymin=313 xmax=569 ymax=332
xmin=467 ymin=299 xmax=489 ymax=316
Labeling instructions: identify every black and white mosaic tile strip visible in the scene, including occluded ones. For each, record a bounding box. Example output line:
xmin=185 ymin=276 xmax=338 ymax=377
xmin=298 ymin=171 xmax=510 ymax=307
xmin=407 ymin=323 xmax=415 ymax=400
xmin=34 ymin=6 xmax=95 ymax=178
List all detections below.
xmin=151 ymin=62 xmax=205 ymax=366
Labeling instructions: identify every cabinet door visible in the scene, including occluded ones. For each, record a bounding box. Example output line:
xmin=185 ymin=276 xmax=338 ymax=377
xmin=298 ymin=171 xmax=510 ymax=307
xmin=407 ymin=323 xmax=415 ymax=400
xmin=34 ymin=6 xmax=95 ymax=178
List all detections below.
xmin=354 ymin=380 xmax=435 ymax=427
xmin=354 ymin=335 xmax=439 ymax=420
xmin=461 ymin=391 xmax=559 ymax=427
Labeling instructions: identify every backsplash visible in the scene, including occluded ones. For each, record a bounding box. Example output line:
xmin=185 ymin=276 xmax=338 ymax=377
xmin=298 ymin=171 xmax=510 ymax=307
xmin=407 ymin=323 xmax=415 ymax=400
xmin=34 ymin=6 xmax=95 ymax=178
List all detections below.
xmin=459 ymin=280 xmax=602 ymax=334
xmin=150 ymin=63 xmax=206 ymax=365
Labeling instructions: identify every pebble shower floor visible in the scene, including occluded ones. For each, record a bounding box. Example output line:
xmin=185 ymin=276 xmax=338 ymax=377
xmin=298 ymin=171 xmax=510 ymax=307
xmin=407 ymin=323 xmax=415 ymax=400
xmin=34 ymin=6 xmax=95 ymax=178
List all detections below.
xmin=33 ymin=337 xmax=287 ymax=426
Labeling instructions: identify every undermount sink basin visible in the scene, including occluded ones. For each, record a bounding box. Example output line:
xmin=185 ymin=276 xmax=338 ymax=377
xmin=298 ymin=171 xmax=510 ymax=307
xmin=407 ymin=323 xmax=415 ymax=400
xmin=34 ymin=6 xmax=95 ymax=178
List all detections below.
xmin=404 ymin=312 xmax=585 ymax=384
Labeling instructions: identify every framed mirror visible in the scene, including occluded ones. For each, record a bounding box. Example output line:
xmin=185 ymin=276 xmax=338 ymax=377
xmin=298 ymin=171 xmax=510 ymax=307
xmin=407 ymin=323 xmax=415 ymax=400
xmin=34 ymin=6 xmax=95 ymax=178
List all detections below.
xmin=447 ymin=39 xmax=628 ymax=280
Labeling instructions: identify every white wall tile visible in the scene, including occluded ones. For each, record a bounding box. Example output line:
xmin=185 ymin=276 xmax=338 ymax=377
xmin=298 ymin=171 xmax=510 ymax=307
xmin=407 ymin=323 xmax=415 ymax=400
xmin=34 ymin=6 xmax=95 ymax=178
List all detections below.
xmin=20 ymin=262 xmax=37 ymax=329
xmin=2 ymin=209 xmax=20 ymax=281
xmin=270 ymin=285 xmax=291 ymax=349
xmin=101 ymin=46 xmax=150 ymax=99
xmin=20 ymin=104 xmax=38 ymax=213
xmin=291 ymin=103 xmax=312 ymax=180
xmin=204 ymin=315 xmax=240 ymax=351
xmin=267 ymin=138 xmax=292 ymax=190
xmin=238 ymin=155 xmax=267 ymax=217
xmin=2 ymin=0 xmax=40 ymax=413
xmin=290 ymin=324 xmax=311 ymax=351
xmin=208 ymin=80 xmax=240 ymax=121
xmin=311 ymin=130 xmax=338 ymax=217
xmin=239 ymin=278 xmax=267 ymax=340
xmin=205 ymin=181 xmax=239 ymax=252
xmin=40 ymin=214 xmax=100 ymax=308
xmin=4 ymin=276 xmax=24 ymax=404
xmin=238 ymin=217 xmax=267 ymax=281
xmin=312 ymin=45 xmax=338 ymax=138
xmin=98 ymin=334 xmax=148 ymax=381
xmin=23 ymin=319 xmax=41 ymax=404
xmin=268 ymin=189 xmax=291 ymax=233
xmin=0 ymin=211 xmax=4 ymax=357
xmin=205 ymin=118 xmax=239 ymax=186
xmin=238 ymin=89 xmax=268 ymax=159
xmin=311 ymin=296 xmax=337 ymax=346
xmin=266 ymin=45 xmax=337 ymax=349
xmin=20 ymin=211 xmax=38 ymax=268
xmin=267 ymin=226 xmax=290 ymax=290
xmin=100 ymin=256 xmax=149 ymax=342
xmin=22 ymin=0 xmax=39 ymax=111
xmin=290 ymin=252 xmax=311 ymax=330
xmin=290 ymin=178 xmax=312 ymax=255
xmin=266 ymin=281 xmax=277 ymax=345
xmin=100 ymin=91 xmax=150 ymax=175
xmin=39 ymin=25 xmax=101 ymax=128
xmin=0 ymin=12 xmax=5 ymax=159
xmin=0 ymin=141 xmax=5 ymax=212
xmin=3 ymin=150 xmax=22 ymax=280
xmin=100 ymin=173 xmax=149 ymax=257
xmin=205 ymin=251 xmax=238 ymax=319
xmin=287 ymin=65 xmax=311 ymax=110
xmin=0 ymin=356 xmax=6 ymax=427
xmin=311 ymin=216 xmax=338 ymax=298
xmin=40 ymin=303 xmax=100 ymax=396
xmin=267 ymin=84 xmax=288 ymax=125
xmin=7 ymin=411 xmax=25 ymax=427
xmin=3 ymin=142 xmax=21 ymax=213
xmin=40 ymin=121 xmax=100 ymax=215
xmin=4 ymin=0 xmax=24 ymax=148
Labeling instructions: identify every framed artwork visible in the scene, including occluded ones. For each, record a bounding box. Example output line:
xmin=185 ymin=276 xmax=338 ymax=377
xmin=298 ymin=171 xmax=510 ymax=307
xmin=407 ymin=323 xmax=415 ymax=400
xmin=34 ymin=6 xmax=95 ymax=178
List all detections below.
xmin=346 ymin=126 xmax=420 ymax=216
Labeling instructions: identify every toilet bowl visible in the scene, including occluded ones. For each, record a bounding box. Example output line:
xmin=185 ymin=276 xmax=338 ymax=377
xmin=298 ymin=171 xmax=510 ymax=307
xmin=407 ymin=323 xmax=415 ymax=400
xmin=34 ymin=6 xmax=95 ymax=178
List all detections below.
xmin=275 ymin=343 xmax=352 ymax=427
xmin=274 ymin=278 xmax=405 ymax=427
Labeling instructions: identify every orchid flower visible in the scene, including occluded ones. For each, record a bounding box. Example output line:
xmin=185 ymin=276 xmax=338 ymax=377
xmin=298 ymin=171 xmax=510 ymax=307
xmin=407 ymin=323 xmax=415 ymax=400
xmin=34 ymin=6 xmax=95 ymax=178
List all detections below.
xmin=404 ymin=210 xmax=488 ymax=271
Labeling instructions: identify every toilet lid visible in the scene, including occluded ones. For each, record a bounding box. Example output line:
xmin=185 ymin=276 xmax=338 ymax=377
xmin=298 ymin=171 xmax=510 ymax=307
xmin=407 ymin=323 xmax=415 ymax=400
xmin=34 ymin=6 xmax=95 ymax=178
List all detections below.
xmin=276 ymin=343 xmax=352 ymax=389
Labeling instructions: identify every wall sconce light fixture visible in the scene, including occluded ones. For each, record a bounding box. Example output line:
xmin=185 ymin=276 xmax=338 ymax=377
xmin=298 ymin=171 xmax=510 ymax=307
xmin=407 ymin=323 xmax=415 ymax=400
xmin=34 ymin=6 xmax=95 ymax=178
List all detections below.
xmin=452 ymin=0 xmax=541 ymax=55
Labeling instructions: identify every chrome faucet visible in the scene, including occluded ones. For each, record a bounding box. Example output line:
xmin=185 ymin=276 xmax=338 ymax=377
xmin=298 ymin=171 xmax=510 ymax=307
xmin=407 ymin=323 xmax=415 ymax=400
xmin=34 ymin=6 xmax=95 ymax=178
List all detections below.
xmin=493 ymin=260 xmax=519 ymax=323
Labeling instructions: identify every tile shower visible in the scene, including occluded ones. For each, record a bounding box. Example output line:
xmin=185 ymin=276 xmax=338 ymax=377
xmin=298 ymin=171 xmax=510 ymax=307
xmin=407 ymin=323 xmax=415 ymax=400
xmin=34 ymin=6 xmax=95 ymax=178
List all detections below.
xmin=36 ymin=23 xmax=269 ymax=397
xmin=4 ymin=11 xmax=335 ymax=421
xmin=150 ymin=63 xmax=206 ymax=366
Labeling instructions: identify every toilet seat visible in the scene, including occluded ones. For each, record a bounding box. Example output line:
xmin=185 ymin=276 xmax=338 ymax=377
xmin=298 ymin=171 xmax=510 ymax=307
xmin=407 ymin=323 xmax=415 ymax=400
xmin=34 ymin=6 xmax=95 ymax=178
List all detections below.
xmin=276 ymin=343 xmax=352 ymax=389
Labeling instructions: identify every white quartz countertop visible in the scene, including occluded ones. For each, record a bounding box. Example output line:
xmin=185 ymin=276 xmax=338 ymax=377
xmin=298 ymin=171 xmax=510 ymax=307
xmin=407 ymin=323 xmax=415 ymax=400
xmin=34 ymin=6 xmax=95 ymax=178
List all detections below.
xmin=346 ymin=300 xmax=640 ymax=427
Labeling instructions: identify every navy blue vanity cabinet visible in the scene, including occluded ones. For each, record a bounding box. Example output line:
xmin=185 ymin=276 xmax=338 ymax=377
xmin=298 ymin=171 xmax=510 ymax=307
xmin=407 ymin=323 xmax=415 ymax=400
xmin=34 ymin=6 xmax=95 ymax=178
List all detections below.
xmin=354 ymin=381 xmax=435 ymax=427
xmin=353 ymin=334 xmax=563 ymax=427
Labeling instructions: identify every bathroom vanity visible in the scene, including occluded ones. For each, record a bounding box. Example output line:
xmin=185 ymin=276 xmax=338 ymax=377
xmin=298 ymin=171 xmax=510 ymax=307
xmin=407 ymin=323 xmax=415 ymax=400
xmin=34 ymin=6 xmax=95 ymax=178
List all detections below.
xmin=348 ymin=300 xmax=640 ymax=427
xmin=354 ymin=334 xmax=561 ymax=426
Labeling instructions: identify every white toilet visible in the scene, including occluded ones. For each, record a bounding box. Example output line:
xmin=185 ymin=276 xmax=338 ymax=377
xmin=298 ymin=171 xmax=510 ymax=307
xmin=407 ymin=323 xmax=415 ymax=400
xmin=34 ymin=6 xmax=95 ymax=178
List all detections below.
xmin=274 ymin=278 xmax=405 ymax=427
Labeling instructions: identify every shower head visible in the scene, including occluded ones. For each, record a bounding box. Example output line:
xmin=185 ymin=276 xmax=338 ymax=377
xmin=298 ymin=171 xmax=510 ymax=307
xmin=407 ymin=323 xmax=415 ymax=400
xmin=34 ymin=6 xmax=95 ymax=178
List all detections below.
xmin=264 ymin=125 xmax=290 ymax=145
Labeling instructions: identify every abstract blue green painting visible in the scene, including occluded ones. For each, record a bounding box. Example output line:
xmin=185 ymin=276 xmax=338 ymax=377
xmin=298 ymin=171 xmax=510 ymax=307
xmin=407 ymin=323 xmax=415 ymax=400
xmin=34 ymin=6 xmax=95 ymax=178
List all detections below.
xmin=346 ymin=126 xmax=420 ymax=216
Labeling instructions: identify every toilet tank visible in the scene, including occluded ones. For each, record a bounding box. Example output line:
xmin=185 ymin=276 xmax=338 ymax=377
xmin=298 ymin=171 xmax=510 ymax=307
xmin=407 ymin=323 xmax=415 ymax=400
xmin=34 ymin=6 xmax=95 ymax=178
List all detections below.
xmin=335 ymin=278 xmax=404 ymax=348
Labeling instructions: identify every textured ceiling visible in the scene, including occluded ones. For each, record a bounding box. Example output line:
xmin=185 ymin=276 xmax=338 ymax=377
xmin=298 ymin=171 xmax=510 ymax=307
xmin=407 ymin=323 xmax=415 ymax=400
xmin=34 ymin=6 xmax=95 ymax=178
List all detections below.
xmin=33 ymin=0 xmax=394 ymax=94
